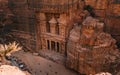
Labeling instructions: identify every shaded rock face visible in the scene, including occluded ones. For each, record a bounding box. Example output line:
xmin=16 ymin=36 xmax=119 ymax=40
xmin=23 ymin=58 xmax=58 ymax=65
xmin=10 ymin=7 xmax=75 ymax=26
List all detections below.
xmin=66 ymin=16 xmax=120 ymax=75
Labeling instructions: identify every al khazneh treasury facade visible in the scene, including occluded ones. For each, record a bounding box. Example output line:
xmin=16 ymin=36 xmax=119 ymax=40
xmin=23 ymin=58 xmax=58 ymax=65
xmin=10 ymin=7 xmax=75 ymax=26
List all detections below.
xmin=34 ymin=0 xmax=82 ymax=54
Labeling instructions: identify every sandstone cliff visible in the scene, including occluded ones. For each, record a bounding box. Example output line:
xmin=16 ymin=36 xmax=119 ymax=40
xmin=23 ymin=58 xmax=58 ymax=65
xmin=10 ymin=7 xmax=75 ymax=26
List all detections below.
xmin=67 ymin=16 xmax=120 ymax=75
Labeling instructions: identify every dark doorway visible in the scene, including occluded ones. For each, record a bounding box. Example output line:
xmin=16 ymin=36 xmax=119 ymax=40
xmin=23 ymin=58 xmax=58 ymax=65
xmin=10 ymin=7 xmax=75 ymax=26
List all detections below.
xmin=47 ymin=40 xmax=50 ymax=50
xmin=57 ymin=42 xmax=59 ymax=52
xmin=51 ymin=41 xmax=55 ymax=50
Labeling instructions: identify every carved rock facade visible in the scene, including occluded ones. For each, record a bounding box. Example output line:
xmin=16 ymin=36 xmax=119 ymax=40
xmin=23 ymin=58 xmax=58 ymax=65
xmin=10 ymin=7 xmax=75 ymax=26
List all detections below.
xmin=1 ymin=0 xmax=120 ymax=75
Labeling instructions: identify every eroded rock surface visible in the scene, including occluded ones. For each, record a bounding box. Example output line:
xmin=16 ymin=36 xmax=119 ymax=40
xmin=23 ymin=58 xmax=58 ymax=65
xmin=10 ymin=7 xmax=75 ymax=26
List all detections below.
xmin=0 ymin=65 xmax=30 ymax=75
xmin=67 ymin=16 xmax=120 ymax=75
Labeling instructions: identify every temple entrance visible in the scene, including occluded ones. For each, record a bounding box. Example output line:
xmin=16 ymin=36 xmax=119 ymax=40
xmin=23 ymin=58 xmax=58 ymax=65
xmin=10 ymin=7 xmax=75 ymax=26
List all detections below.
xmin=47 ymin=40 xmax=60 ymax=52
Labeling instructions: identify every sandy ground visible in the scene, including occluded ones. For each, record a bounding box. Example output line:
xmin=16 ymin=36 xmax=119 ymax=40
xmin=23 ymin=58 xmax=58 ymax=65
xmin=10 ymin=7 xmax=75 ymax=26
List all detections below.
xmin=12 ymin=51 xmax=79 ymax=75
xmin=38 ymin=50 xmax=66 ymax=65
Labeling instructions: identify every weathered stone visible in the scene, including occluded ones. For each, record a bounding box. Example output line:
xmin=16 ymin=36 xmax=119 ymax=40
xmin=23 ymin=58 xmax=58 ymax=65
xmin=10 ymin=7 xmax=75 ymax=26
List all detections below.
xmin=0 ymin=0 xmax=120 ymax=74
xmin=95 ymin=72 xmax=112 ymax=75
xmin=67 ymin=16 xmax=120 ymax=75
xmin=0 ymin=65 xmax=31 ymax=75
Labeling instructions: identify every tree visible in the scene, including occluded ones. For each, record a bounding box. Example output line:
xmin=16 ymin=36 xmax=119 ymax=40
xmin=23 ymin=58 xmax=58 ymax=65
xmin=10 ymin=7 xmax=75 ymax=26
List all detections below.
xmin=0 ymin=41 xmax=22 ymax=64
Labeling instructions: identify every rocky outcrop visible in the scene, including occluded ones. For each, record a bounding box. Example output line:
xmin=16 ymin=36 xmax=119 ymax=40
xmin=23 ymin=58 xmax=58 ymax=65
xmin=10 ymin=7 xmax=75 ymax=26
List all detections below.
xmin=95 ymin=72 xmax=112 ymax=75
xmin=0 ymin=65 xmax=31 ymax=75
xmin=66 ymin=16 xmax=120 ymax=75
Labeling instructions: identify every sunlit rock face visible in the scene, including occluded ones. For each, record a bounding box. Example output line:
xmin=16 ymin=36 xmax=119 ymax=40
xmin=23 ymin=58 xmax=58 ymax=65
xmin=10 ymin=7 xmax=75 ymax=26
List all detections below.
xmin=0 ymin=65 xmax=30 ymax=75
xmin=66 ymin=16 xmax=120 ymax=75
xmin=95 ymin=72 xmax=112 ymax=75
